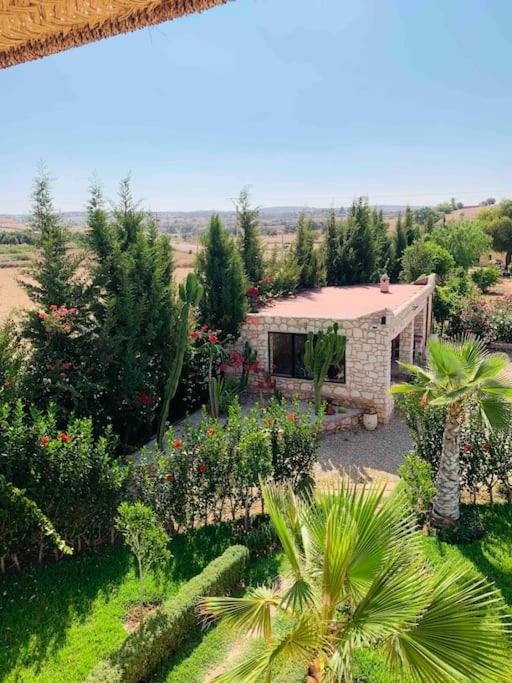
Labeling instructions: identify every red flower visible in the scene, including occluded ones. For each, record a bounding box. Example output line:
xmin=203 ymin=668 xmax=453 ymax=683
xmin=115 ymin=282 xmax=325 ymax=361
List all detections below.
xmin=172 ymin=439 xmax=183 ymax=449
xmin=201 ymin=324 xmax=209 ymax=332
xmin=49 ymin=304 xmax=58 ymax=312
xmin=38 ymin=311 xmax=48 ymax=320
xmin=464 ymin=443 xmax=472 ymax=454
xmin=287 ymin=413 xmax=297 ymax=421
xmin=483 ymin=442 xmax=490 ymax=451
xmin=165 ymin=473 xmax=174 ymax=482
xmin=219 ymin=363 xmax=228 ymax=373
xmin=62 ymin=362 xmax=73 ymax=370
xmin=137 ymin=393 xmax=154 ymax=407
xmin=266 ymin=418 xmax=274 ymax=426
xmin=230 ymin=352 xmax=244 ymax=368
xmin=208 ymin=334 xmax=218 ymax=344
xmin=198 ymin=463 xmax=207 ymax=474
xmin=46 ymin=363 xmax=55 ymax=372
xmin=189 ymin=330 xmax=200 ymax=339
xmin=208 ymin=428 xmax=217 ymax=437
xmin=40 ymin=436 xmax=50 ymax=446
xmin=59 ymin=432 xmax=71 ymax=443
xmin=246 ymin=287 xmax=259 ymax=298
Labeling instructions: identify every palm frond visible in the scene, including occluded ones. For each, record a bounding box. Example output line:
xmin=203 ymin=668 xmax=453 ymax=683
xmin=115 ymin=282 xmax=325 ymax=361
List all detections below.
xmin=385 ymin=562 xmax=511 ymax=683
xmin=199 ymin=586 xmax=281 ymax=641
xmin=479 ymin=397 xmax=511 ymax=431
xmin=427 ymin=338 xmax=464 ymax=380
xmin=262 ymin=484 xmax=304 ymax=579
xmin=472 ymin=352 xmax=510 ymax=382
xmin=390 ymin=382 xmax=422 ymax=396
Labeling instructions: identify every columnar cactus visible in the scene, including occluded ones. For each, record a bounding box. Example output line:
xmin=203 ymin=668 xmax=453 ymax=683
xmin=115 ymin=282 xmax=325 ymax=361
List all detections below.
xmin=304 ymin=322 xmax=346 ymax=414
xmin=157 ymin=273 xmax=203 ymax=449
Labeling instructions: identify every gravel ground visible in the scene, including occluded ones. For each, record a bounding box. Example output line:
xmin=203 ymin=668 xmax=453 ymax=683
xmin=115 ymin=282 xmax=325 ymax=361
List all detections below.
xmin=315 ymin=413 xmax=413 ymax=488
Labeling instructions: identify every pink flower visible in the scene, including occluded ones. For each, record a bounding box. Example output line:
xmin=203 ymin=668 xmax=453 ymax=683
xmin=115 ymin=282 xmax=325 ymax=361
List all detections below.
xmin=201 ymin=324 xmax=209 ymax=332
xmin=38 ymin=311 xmax=48 ymax=320
xmin=49 ymin=305 xmax=58 ymax=312
xmin=219 ymin=363 xmax=228 ymax=373
xmin=189 ymin=330 xmax=200 ymax=339
xmin=230 ymin=352 xmax=244 ymax=368
xmin=208 ymin=334 xmax=218 ymax=344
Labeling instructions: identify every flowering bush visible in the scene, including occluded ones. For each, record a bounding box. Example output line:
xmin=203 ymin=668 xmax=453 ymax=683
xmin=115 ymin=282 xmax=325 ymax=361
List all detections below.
xmin=446 ymin=295 xmax=512 ymax=344
xmin=134 ymin=397 xmax=322 ymax=532
xmin=0 ymin=400 xmax=129 ymax=568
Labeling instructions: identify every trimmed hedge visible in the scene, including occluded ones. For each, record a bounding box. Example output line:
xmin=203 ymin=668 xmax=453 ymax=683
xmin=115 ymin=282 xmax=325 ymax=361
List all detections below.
xmin=87 ymin=544 xmax=249 ymax=682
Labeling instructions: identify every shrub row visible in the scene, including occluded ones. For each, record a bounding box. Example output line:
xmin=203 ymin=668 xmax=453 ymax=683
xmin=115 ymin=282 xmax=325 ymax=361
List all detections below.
xmin=87 ymin=544 xmax=249 ymax=683
xmin=133 ymin=397 xmax=323 ymax=532
xmin=447 ymin=295 xmax=512 ymax=344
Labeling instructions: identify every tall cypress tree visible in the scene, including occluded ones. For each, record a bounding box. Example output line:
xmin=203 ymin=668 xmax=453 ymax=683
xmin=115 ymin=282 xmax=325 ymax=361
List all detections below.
xmin=324 ymin=209 xmax=340 ymax=285
xmin=391 ymin=212 xmax=408 ymax=281
xmin=371 ymin=208 xmax=393 ymax=277
xmin=236 ymin=188 xmax=264 ymax=285
xmin=339 ymin=198 xmax=375 ymax=284
xmin=196 ymin=215 xmax=247 ymax=338
xmin=87 ymin=178 xmax=176 ymax=445
xmin=404 ymin=206 xmax=417 ymax=245
xmin=291 ymin=212 xmax=324 ymax=289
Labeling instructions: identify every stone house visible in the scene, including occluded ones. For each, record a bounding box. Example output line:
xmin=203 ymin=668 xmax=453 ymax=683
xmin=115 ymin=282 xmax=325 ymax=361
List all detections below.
xmin=238 ymin=274 xmax=436 ymax=423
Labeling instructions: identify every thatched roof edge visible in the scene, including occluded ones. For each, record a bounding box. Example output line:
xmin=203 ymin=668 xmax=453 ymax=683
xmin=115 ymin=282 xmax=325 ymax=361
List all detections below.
xmin=0 ymin=0 xmax=230 ymax=69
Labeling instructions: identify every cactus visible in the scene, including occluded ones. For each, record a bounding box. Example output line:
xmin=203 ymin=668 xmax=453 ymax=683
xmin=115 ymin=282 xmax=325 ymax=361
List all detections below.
xmin=304 ymin=322 xmax=346 ymax=414
xmin=157 ymin=273 xmax=203 ymax=449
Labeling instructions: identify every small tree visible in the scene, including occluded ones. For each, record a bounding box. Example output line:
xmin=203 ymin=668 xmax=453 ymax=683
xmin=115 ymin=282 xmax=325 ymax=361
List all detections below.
xmin=471 ymin=266 xmax=501 ymax=293
xmin=304 ymin=322 xmax=346 ymax=414
xmin=339 ymin=197 xmax=375 ymax=284
xmin=116 ymin=502 xmax=171 ymax=627
xmin=324 ymin=209 xmax=340 ymax=285
xmin=291 ymin=212 xmax=324 ymax=289
xmin=400 ymin=240 xmax=455 ymax=283
xmin=196 ymin=215 xmax=247 ymax=338
xmin=236 ymin=188 xmax=264 ymax=285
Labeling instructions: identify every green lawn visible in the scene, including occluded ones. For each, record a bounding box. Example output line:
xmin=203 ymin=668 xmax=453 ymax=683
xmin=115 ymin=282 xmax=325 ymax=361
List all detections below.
xmin=2 ymin=506 xmax=512 ymax=683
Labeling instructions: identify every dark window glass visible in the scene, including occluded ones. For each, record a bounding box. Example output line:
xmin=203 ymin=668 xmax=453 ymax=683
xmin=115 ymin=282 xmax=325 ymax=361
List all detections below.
xmin=269 ymin=332 xmax=293 ymax=376
xmin=269 ymin=332 xmax=345 ymax=383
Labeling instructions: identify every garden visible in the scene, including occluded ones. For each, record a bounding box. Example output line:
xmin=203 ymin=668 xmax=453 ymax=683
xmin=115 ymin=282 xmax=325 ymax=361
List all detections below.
xmin=2 ymin=175 xmax=512 ymax=682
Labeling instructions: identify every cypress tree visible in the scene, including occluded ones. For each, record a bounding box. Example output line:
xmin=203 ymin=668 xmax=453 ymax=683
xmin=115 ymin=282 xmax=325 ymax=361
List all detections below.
xmin=324 ymin=209 xmax=340 ymax=285
xmin=291 ymin=212 xmax=324 ymax=289
xmin=404 ymin=206 xmax=417 ymax=245
xmin=236 ymin=188 xmax=264 ymax=285
xmin=390 ymin=212 xmax=408 ymax=281
xmin=371 ymin=208 xmax=393 ymax=277
xmin=196 ymin=215 xmax=248 ymax=338
xmin=339 ymin=198 xmax=375 ymax=284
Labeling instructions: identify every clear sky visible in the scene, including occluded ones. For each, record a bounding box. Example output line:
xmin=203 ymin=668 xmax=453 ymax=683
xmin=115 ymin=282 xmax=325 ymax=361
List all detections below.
xmin=1 ymin=0 xmax=511 ymax=213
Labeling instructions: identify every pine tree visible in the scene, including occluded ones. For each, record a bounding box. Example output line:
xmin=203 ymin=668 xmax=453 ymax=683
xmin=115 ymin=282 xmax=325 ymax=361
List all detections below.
xmin=236 ymin=188 xmax=264 ymax=285
xmin=196 ymin=215 xmax=248 ymax=338
xmin=324 ymin=209 xmax=340 ymax=285
xmin=291 ymin=212 xmax=324 ymax=289
xmin=22 ymin=169 xmax=90 ymax=418
xmin=338 ymin=198 xmax=375 ymax=284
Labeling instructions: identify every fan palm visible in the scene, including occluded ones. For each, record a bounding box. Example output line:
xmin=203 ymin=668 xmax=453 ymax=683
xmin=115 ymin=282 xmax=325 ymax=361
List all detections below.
xmin=391 ymin=335 xmax=512 ymax=526
xmin=200 ymin=481 xmax=510 ymax=682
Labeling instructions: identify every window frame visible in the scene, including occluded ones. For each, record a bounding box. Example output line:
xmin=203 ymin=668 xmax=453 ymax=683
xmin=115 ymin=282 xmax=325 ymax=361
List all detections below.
xmin=268 ymin=331 xmax=346 ymax=384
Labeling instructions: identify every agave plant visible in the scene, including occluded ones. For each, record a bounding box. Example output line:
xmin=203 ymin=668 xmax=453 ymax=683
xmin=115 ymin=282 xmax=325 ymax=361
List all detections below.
xmin=391 ymin=335 xmax=512 ymax=526
xmin=200 ymin=481 xmax=510 ymax=682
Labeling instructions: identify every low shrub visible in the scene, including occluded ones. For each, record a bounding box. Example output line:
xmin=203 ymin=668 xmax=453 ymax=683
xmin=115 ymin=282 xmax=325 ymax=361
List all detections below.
xmin=397 ymin=453 xmax=436 ymax=524
xmin=471 ymin=265 xmax=501 ymax=293
xmin=87 ymin=544 xmax=249 ymax=683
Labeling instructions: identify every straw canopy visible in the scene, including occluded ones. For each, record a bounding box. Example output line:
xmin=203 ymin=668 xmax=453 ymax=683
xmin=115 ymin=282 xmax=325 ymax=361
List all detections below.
xmin=0 ymin=0 xmax=231 ymax=69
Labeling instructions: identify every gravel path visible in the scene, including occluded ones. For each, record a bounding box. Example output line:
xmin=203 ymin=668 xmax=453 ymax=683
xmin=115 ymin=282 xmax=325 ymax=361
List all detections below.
xmin=315 ymin=413 xmax=413 ymax=489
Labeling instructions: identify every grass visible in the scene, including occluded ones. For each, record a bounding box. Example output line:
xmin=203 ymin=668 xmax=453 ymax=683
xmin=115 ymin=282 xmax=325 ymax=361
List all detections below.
xmin=3 ymin=506 xmax=512 ymax=683
xmin=0 ymin=523 xmax=242 ymax=683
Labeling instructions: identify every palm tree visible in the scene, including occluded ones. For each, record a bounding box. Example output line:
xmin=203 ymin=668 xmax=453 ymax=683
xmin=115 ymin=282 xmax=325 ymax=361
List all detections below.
xmin=391 ymin=336 xmax=512 ymax=526
xmin=200 ymin=481 xmax=510 ymax=682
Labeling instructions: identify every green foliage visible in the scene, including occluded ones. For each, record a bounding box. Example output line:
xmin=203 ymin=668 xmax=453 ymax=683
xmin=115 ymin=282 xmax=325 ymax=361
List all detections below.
xmin=0 ymin=321 xmax=25 ymax=402
xmin=87 ymin=545 xmax=249 ymax=683
xmin=400 ymin=239 xmax=455 ymax=283
xmin=338 ymin=197 xmax=376 ymax=284
xmin=196 ymin=215 xmax=248 ymax=338
xmin=0 ymin=474 xmax=71 ymax=571
xmin=236 ymin=188 xmax=264 ymax=285
xmin=479 ymin=199 xmax=512 ymax=267
xmin=158 ymin=273 xmax=203 ymax=447
xmin=0 ymin=400 xmax=128 ymax=567
xmin=391 ymin=212 xmax=408 ymax=280
xmin=289 ymin=212 xmax=324 ymax=289
xmin=397 ymin=453 xmax=436 ymax=523
xmin=116 ymin=502 xmax=171 ymax=625
xmin=371 ymin=208 xmax=394 ymax=278
xmin=0 ymin=230 xmax=36 ymax=245
xmin=201 ymin=482 xmax=511 ymax=683
xmin=471 ymin=265 xmax=501 ymax=293
xmin=403 ymin=205 xmax=418 ymax=245
xmin=430 ymin=220 xmax=492 ymax=269
xmin=86 ymin=178 xmax=177 ymax=447
xmin=304 ymin=322 xmax=346 ymax=413
xmin=324 ymin=209 xmax=341 ymax=286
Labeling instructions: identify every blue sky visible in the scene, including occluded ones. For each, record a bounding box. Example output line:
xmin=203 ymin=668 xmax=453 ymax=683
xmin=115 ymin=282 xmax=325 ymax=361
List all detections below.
xmin=1 ymin=0 xmax=511 ymax=213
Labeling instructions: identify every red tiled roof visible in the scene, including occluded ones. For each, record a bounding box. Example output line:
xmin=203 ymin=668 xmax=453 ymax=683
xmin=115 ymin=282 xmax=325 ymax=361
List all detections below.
xmin=254 ymin=284 xmax=427 ymax=321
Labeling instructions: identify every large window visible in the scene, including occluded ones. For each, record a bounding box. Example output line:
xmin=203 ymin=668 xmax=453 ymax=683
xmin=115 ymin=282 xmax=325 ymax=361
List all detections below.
xmin=269 ymin=332 xmax=346 ymax=383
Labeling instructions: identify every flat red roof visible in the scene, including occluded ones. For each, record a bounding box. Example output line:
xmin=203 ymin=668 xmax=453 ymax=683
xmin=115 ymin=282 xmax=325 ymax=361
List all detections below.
xmin=254 ymin=284 xmax=426 ymax=321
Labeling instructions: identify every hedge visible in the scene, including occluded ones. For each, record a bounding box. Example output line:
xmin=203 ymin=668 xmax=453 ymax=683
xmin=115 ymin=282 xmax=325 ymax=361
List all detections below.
xmin=86 ymin=544 xmax=249 ymax=682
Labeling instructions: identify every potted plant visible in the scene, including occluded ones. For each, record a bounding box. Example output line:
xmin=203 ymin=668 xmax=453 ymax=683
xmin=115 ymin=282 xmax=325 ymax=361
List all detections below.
xmin=362 ymin=408 xmax=378 ymax=430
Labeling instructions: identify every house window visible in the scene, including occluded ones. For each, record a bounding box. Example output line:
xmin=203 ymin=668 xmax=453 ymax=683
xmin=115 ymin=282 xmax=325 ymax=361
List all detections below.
xmin=269 ymin=332 xmax=346 ymax=383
